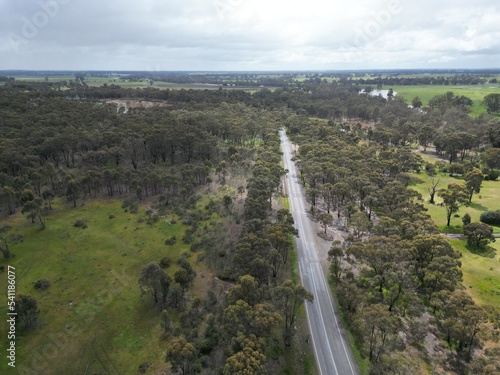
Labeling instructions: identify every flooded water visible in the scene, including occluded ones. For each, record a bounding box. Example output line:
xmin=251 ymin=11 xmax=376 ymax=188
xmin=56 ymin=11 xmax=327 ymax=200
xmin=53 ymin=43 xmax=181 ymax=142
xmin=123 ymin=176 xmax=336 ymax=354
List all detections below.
xmin=361 ymin=89 xmax=397 ymax=99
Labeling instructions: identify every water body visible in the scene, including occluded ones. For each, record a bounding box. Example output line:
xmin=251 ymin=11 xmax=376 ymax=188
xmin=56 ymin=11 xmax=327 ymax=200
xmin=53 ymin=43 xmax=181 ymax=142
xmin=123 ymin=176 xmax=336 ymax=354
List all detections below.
xmin=361 ymin=89 xmax=397 ymax=99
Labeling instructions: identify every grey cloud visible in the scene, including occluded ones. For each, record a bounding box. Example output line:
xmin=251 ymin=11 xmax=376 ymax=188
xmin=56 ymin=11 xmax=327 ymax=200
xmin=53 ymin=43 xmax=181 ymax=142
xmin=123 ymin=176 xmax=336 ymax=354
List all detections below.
xmin=1 ymin=0 xmax=499 ymax=70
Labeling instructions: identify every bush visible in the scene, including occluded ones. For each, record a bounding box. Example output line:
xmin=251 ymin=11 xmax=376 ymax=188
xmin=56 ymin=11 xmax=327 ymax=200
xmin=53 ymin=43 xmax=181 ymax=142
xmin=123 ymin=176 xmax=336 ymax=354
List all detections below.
xmin=449 ymin=163 xmax=465 ymax=175
xmin=109 ymin=214 xmax=115 ymax=219
xmin=138 ymin=362 xmax=150 ymax=373
xmin=73 ymin=220 xmax=87 ymax=229
xmin=178 ymin=258 xmax=196 ymax=277
xmin=147 ymin=213 xmax=159 ymax=225
xmin=164 ymin=236 xmax=177 ymax=245
xmin=33 ymin=279 xmax=51 ymax=291
xmin=425 ymin=163 xmax=436 ymax=175
xmin=480 ymin=210 xmax=500 ymax=226
xmin=436 ymin=161 xmax=448 ymax=173
xmin=160 ymin=257 xmax=171 ymax=268
xmin=485 ymin=170 xmax=500 ymax=181
xmin=190 ymin=242 xmax=204 ymax=252
xmin=462 ymin=213 xmax=471 ymax=226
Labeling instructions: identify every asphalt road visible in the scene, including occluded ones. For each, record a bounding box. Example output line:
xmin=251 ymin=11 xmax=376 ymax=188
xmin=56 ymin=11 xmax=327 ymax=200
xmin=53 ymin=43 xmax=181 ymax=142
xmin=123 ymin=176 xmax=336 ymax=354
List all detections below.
xmin=280 ymin=129 xmax=358 ymax=375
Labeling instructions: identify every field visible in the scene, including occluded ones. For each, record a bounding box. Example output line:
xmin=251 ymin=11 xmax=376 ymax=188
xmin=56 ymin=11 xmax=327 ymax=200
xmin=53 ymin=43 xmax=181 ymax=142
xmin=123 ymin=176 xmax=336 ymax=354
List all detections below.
xmin=0 ymin=199 xmax=209 ymax=374
xmin=408 ymin=151 xmax=500 ymax=311
xmin=450 ymin=239 xmax=500 ymax=307
xmin=409 ymin=171 xmax=500 ymax=233
xmin=7 ymin=74 xmax=268 ymax=92
xmin=391 ymin=84 xmax=499 ymax=116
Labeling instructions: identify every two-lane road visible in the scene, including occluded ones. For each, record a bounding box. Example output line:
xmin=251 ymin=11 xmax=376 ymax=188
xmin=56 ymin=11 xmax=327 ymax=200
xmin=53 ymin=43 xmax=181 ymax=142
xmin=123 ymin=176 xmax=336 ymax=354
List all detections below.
xmin=280 ymin=129 xmax=358 ymax=375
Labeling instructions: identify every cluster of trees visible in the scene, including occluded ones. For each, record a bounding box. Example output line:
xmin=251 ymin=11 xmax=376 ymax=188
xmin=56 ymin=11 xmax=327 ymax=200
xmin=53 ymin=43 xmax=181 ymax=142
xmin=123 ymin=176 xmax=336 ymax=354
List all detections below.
xmin=483 ymin=93 xmax=500 ymax=114
xmin=0 ymin=88 xmax=275 ymax=230
xmin=289 ymin=116 xmax=499 ymax=373
xmin=2 ymin=75 xmax=499 ymax=373
xmin=221 ymin=128 xmax=312 ymax=370
xmin=134 ymin=123 xmax=313 ymax=373
xmin=354 ymin=74 xmax=488 ymax=86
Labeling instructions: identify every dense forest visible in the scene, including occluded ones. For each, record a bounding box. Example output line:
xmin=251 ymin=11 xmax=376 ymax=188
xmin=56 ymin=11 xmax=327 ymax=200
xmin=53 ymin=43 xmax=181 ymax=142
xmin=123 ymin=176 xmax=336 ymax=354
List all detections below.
xmin=1 ymin=75 xmax=500 ymax=374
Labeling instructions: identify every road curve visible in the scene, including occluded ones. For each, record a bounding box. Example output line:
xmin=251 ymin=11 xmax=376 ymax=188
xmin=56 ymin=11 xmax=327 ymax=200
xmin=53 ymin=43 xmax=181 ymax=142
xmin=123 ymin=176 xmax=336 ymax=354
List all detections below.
xmin=280 ymin=129 xmax=358 ymax=375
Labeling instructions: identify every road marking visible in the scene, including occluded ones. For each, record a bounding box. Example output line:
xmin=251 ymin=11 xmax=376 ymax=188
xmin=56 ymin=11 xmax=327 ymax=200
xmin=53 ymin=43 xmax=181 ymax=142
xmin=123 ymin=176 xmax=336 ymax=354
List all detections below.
xmin=320 ymin=264 xmax=357 ymax=375
xmin=298 ymin=262 xmax=325 ymax=375
xmin=281 ymin=129 xmax=358 ymax=375
xmin=308 ymin=262 xmax=339 ymax=375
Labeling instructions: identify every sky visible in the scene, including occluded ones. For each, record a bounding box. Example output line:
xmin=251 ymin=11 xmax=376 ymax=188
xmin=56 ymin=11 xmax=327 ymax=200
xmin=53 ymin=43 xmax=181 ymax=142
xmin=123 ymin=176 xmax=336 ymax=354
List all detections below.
xmin=0 ymin=0 xmax=499 ymax=71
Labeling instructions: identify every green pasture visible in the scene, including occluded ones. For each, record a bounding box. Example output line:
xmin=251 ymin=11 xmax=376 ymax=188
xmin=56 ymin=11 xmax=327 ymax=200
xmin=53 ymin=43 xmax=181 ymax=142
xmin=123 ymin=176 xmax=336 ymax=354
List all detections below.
xmin=450 ymin=239 xmax=500 ymax=307
xmin=6 ymin=74 xmax=271 ymax=92
xmin=391 ymin=84 xmax=499 ymax=116
xmin=0 ymin=199 xmax=198 ymax=374
xmin=408 ymin=153 xmax=500 ymax=309
xmin=409 ymin=171 xmax=500 ymax=233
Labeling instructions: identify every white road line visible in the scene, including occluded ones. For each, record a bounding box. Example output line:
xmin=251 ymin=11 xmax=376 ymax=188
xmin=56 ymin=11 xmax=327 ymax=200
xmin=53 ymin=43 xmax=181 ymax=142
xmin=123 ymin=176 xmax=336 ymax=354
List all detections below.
xmin=320 ymin=265 xmax=356 ymax=374
xmin=280 ymin=129 xmax=358 ymax=375
xmin=298 ymin=261 xmax=324 ymax=375
xmin=309 ymin=262 xmax=339 ymax=375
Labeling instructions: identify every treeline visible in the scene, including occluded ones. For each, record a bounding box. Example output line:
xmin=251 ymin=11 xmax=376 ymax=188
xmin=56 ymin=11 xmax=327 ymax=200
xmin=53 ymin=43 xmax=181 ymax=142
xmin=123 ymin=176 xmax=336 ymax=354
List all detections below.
xmin=289 ymin=117 xmax=500 ymax=373
xmin=354 ymin=74 xmax=488 ymax=86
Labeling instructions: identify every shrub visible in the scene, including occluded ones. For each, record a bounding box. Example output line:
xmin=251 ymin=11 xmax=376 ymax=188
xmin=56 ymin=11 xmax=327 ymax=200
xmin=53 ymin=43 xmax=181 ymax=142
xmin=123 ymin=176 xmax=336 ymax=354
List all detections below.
xmin=462 ymin=213 xmax=471 ymax=226
xmin=485 ymin=170 xmax=500 ymax=181
xmin=109 ymin=214 xmax=115 ymax=219
xmin=449 ymin=163 xmax=465 ymax=175
xmin=147 ymin=213 xmax=159 ymax=225
xmin=33 ymin=279 xmax=51 ymax=291
xmin=73 ymin=220 xmax=87 ymax=229
xmin=480 ymin=210 xmax=500 ymax=226
xmin=190 ymin=242 xmax=204 ymax=252
xmin=138 ymin=362 xmax=150 ymax=373
xmin=164 ymin=236 xmax=177 ymax=245
xmin=425 ymin=163 xmax=436 ymax=175
xmin=160 ymin=257 xmax=171 ymax=268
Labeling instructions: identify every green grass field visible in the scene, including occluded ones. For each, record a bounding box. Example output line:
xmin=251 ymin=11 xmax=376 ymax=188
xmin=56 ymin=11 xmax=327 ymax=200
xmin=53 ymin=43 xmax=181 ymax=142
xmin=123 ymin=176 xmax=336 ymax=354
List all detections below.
xmin=391 ymin=84 xmax=499 ymax=116
xmin=408 ymin=151 xmax=500 ymax=310
xmin=450 ymin=239 xmax=500 ymax=307
xmin=0 ymin=199 xmax=201 ymax=374
xmin=7 ymin=74 xmax=268 ymax=92
xmin=409 ymin=170 xmax=500 ymax=233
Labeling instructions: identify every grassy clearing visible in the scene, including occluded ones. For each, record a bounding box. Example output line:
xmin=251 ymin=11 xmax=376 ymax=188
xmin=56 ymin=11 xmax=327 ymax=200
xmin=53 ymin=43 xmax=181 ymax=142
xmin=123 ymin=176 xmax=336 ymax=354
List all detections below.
xmin=391 ymin=84 xmax=499 ymax=116
xmin=0 ymin=199 xmax=202 ymax=374
xmin=408 ymin=158 xmax=500 ymax=310
xmin=450 ymin=239 xmax=500 ymax=307
xmin=408 ymin=172 xmax=500 ymax=233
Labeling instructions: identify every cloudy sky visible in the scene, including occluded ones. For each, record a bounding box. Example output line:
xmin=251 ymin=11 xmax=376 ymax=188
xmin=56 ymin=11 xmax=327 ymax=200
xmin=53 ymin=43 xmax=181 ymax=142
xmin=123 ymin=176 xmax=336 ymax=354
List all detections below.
xmin=0 ymin=0 xmax=499 ymax=71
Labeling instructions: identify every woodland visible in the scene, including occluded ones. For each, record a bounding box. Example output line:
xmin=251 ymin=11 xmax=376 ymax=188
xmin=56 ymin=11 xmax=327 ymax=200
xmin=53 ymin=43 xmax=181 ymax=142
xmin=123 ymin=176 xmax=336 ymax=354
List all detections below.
xmin=1 ymin=73 xmax=500 ymax=374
